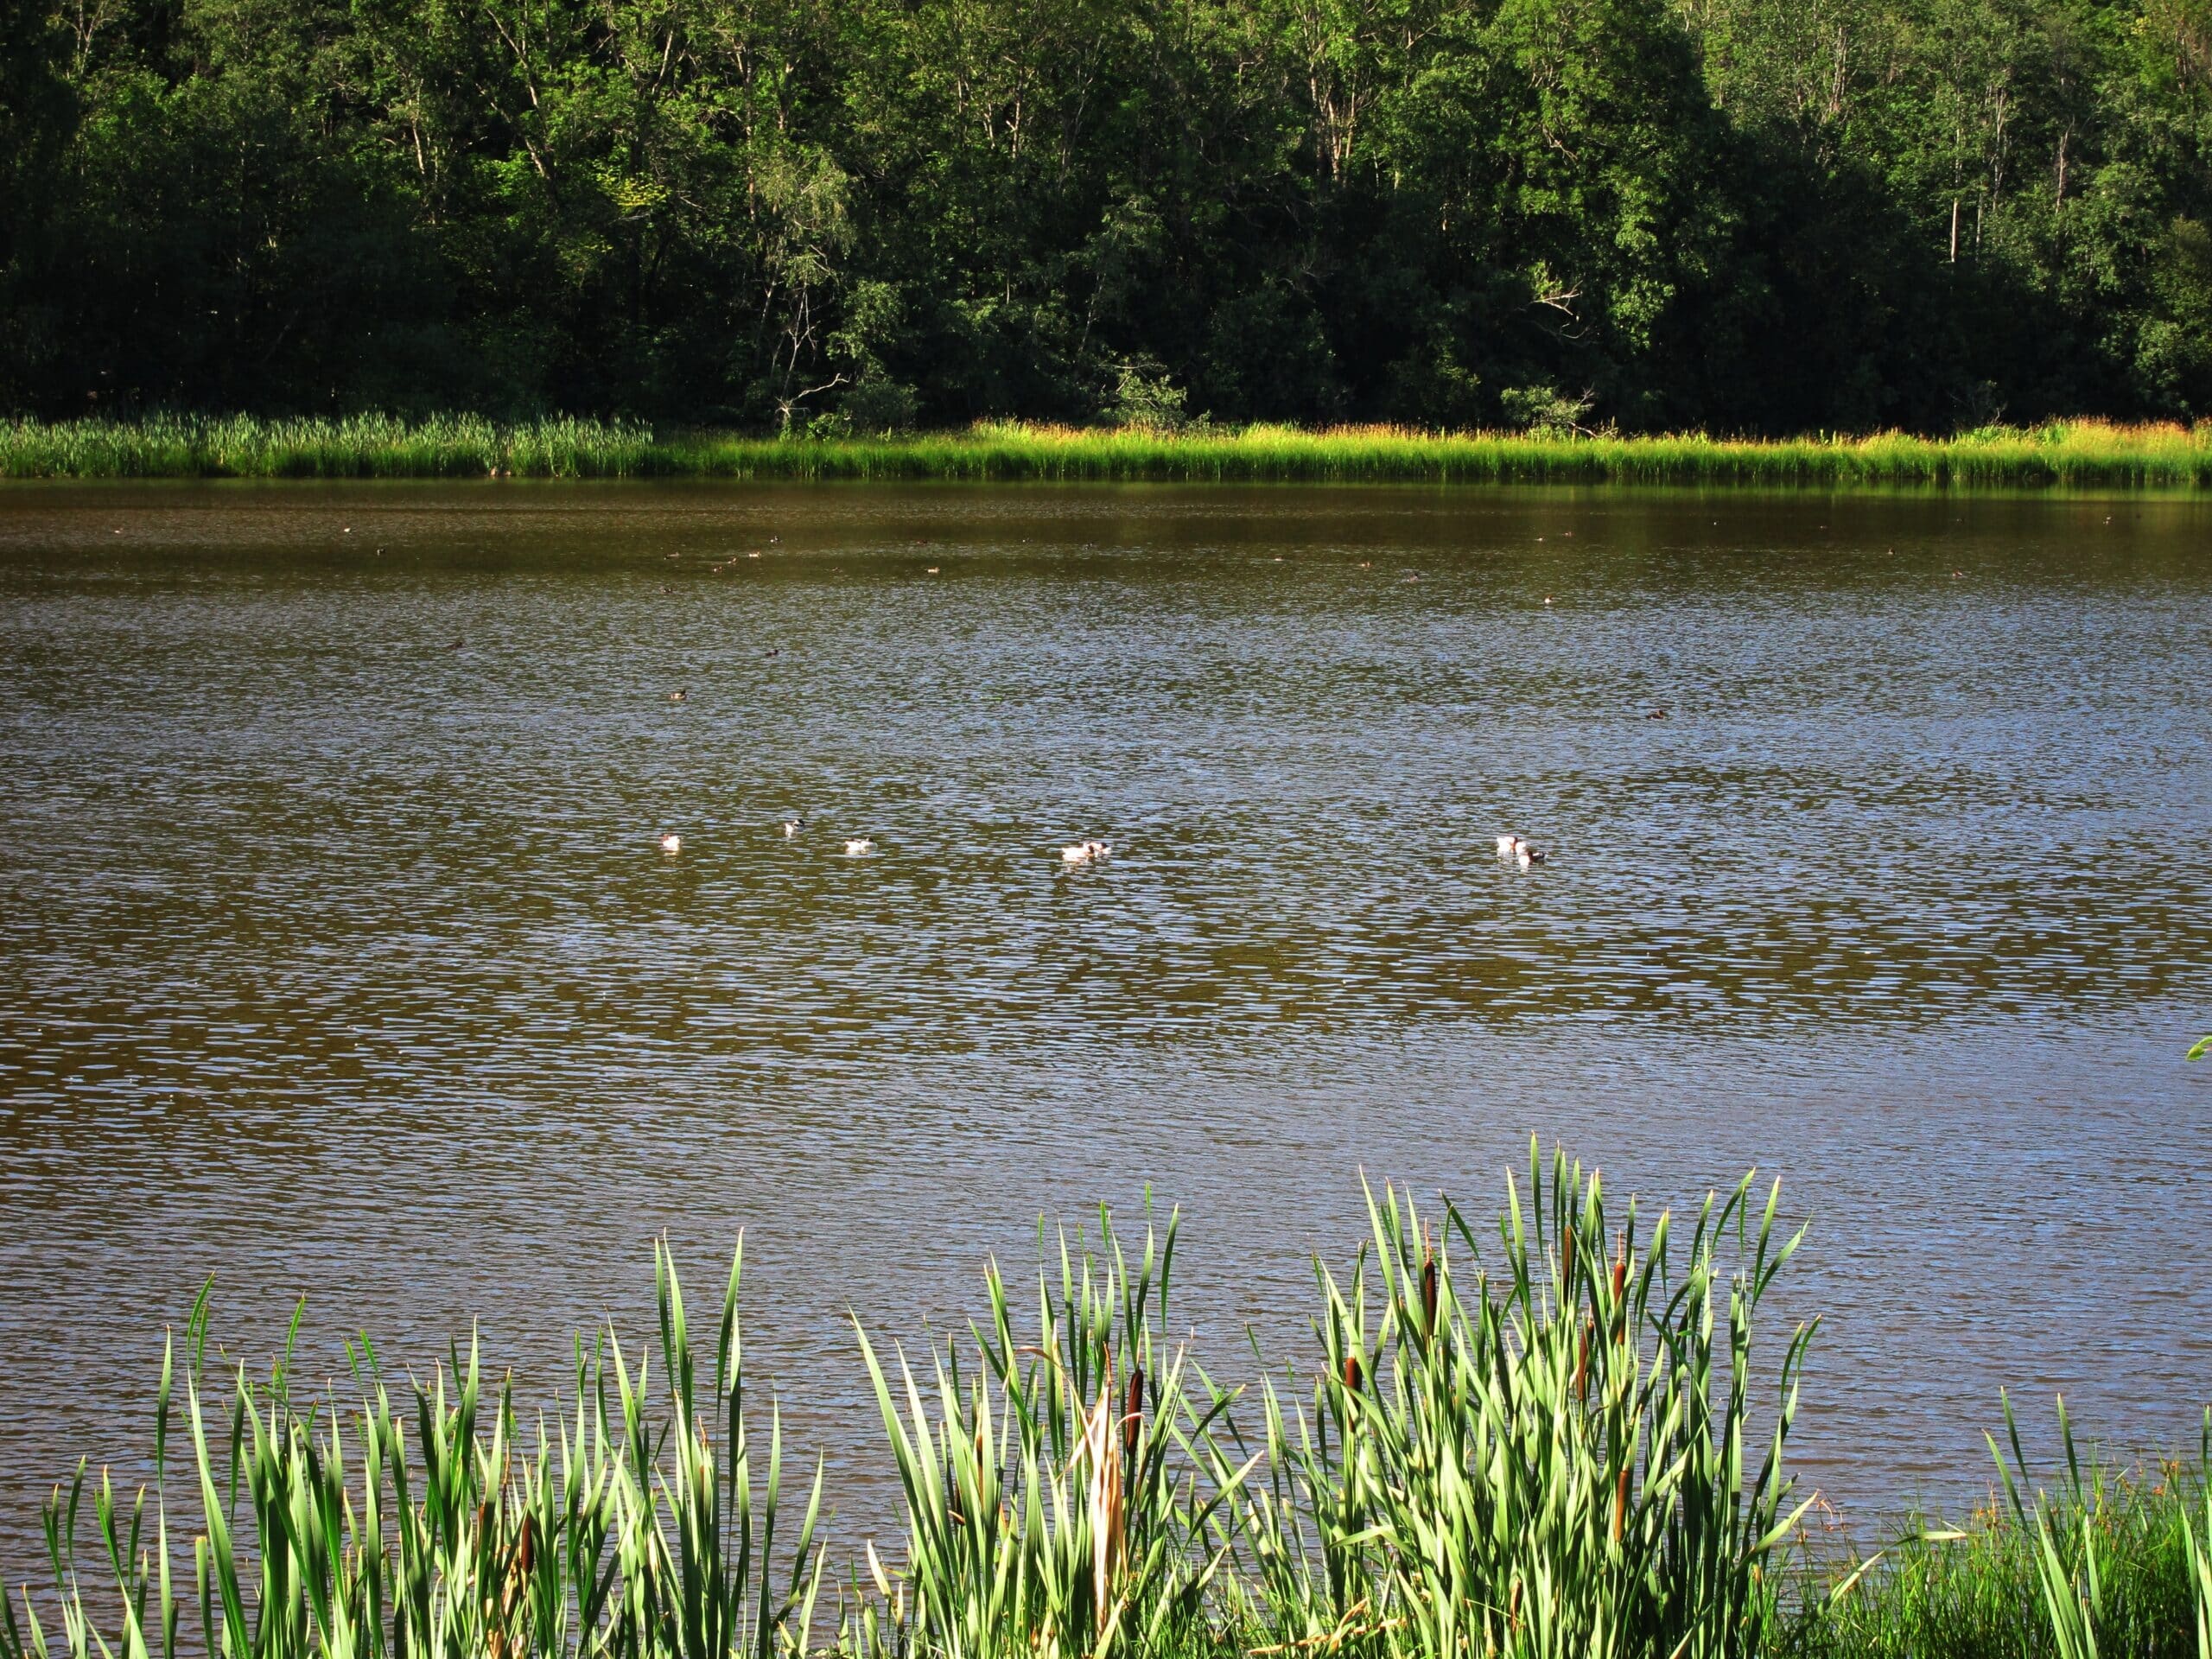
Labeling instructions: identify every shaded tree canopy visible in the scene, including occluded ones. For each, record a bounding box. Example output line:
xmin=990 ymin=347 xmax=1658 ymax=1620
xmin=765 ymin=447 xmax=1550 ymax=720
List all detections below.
xmin=7 ymin=0 xmax=2212 ymax=432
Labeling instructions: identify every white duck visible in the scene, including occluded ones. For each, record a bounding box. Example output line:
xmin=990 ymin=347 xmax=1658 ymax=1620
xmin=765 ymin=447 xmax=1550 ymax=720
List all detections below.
xmin=844 ymin=837 xmax=874 ymax=855
xmin=1060 ymin=840 xmax=1111 ymax=864
xmin=1497 ymin=834 xmax=1546 ymax=867
xmin=659 ymin=832 xmax=683 ymax=855
xmin=781 ymin=817 xmax=804 ymax=838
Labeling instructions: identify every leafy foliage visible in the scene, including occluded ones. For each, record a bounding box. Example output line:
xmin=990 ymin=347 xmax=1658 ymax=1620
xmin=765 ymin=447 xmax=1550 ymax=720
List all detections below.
xmin=10 ymin=0 xmax=2212 ymax=429
xmin=3 ymin=1174 xmax=2209 ymax=1659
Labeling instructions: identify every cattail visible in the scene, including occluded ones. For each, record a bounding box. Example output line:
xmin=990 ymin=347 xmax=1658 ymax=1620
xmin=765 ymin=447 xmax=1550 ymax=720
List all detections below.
xmin=498 ymin=1513 xmax=534 ymax=1631
xmin=1421 ymin=1255 xmax=1439 ymax=1338
xmin=1611 ymin=1236 xmax=1628 ymax=1305
xmin=1343 ymin=1352 xmax=1363 ymax=1394
xmin=481 ymin=1497 xmax=507 ymax=1659
xmin=1122 ymin=1365 xmax=1144 ymax=1467
xmin=1612 ymin=1465 xmax=1630 ymax=1543
xmin=1561 ymin=1226 xmax=1576 ymax=1296
xmin=1574 ymin=1318 xmax=1592 ymax=1403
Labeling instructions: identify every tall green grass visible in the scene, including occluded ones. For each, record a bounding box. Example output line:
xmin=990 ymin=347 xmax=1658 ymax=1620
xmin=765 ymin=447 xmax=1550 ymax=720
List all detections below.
xmin=1228 ymin=1151 xmax=1814 ymax=1659
xmin=2 ymin=1156 xmax=2208 ymax=1659
xmin=850 ymin=1210 xmax=1251 ymax=1659
xmin=1787 ymin=1404 xmax=2209 ymax=1659
xmin=0 ymin=1242 xmax=826 ymax=1659
xmin=7 ymin=416 xmax=2212 ymax=486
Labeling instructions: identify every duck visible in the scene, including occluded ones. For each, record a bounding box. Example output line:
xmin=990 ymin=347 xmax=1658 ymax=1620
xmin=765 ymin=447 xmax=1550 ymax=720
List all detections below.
xmin=781 ymin=817 xmax=804 ymax=838
xmin=1496 ymin=834 xmax=1547 ymax=866
xmin=1060 ymin=840 xmax=1111 ymax=864
xmin=843 ymin=837 xmax=874 ymax=855
xmin=668 ymin=689 xmax=688 ymax=703
xmin=659 ymin=832 xmax=683 ymax=855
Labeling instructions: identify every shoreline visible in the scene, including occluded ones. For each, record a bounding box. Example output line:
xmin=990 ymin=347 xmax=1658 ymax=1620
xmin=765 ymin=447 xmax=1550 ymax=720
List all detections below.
xmin=5 ymin=1166 xmax=2207 ymax=1659
xmin=8 ymin=415 xmax=2212 ymax=487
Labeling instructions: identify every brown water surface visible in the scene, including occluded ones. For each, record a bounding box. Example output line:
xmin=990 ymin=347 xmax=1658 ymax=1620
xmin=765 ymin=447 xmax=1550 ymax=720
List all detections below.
xmin=0 ymin=481 xmax=2207 ymax=1567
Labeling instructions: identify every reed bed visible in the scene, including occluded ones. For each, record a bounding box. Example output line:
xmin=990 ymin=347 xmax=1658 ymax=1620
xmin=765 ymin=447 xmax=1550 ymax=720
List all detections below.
xmin=1784 ymin=1404 xmax=2209 ymax=1659
xmin=3 ymin=1152 xmax=2208 ymax=1659
xmin=6 ymin=416 xmax=2212 ymax=486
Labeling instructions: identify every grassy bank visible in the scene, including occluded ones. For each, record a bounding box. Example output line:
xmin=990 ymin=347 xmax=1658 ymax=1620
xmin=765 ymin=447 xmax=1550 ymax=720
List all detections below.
xmin=3 ymin=1151 xmax=2206 ymax=1659
xmin=8 ymin=414 xmax=2212 ymax=487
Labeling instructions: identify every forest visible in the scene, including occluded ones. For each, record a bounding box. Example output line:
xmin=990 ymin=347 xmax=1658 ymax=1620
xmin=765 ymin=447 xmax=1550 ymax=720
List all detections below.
xmin=5 ymin=0 xmax=2212 ymax=434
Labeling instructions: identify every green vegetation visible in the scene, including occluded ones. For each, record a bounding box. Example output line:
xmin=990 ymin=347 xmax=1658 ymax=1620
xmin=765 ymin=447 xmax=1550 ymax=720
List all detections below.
xmin=2 ymin=1240 xmax=829 ymax=1659
xmin=11 ymin=416 xmax=2212 ymax=486
xmin=3 ymin=1150 xmax=2208 ymax=1659
xmin=10 ymin=0 xmax=2212 ymax=434
xmin=1791 ymin=1407 xmax=2209 ymax=1659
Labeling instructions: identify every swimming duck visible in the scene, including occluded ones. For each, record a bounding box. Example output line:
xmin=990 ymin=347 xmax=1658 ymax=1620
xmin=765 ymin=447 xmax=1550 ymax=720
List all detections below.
xmin=668 ymin=690 xmax=688 ymax=703
xmin=781 ymin=817 xmax=804 ymax=838
xmin=1497 ymin=835 xmax=1546 ymax=866
xmin=1060 ymin=840 xmax=1111 ymax=864
xmin=844 ymin=837 xmax=874 ymax=855
xmin=659 ymin=832 xmax=683 ymax=855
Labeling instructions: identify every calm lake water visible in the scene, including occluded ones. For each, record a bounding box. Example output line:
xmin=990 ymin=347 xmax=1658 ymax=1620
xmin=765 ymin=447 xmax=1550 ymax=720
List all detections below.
xmin=0 ymin=481 xmax=2207 ymax=1569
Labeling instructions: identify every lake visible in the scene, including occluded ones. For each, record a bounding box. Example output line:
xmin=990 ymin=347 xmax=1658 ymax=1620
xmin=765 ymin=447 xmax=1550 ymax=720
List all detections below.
xmin=0 ymin=481 xmax=2207 ymax=1570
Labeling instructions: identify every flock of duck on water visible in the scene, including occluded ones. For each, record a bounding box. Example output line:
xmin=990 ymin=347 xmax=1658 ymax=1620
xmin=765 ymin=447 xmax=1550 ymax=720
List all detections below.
xmin=652 ymin=683 xmax=1548 ymax=865
xmin=653 ymin=823 xmax=1116 ymax=865
xmin=652 ymin=683 xmax=1147 ymax=865
xmin=656 ymin=823 xmax=1544 ymax=868
xmin=653 ymin=646 xmax=1546 ymax=865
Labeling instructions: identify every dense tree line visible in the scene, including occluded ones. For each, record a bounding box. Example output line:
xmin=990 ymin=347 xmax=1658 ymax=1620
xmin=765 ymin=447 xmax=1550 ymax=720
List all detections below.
xmin=5 ymin=0 xmax=2212 ymax=431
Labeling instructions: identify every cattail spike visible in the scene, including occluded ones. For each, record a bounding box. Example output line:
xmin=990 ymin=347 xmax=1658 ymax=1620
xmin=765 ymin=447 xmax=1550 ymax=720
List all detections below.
xmin=1122 ymin=1365 xmax=1143 ymax=1466
xmin=1421 ymin=1257 xmax=1439 ymax=1338
xmin=1343 ymin=1352 xmax=1363 ymax=1394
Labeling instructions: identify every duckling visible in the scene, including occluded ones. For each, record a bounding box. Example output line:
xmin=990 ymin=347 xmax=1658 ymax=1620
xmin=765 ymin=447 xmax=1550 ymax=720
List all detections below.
xmin=659 ymin=832 xmax=683 ymax=855
xmin=1060 ymin=840 xmax=1111 ymax=864
xmin=843 ymin=837 xmax=874 ymax=855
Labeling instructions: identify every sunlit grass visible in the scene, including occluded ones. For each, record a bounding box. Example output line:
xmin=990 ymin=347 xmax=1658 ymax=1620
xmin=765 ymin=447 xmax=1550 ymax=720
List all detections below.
xmin=0 ymin=1241 xmax=827 ymax=1659
xmin=0 ymin=1157 xmax=2207 ymax=1659
xmin=6 ymin=415 xmax=2212 ymax=485
xmin=1785 ymin=1422 xmax=2209 ymax=1659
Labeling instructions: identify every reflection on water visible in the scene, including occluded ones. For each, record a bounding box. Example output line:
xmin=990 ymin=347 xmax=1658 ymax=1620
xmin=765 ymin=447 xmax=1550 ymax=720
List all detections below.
xmin=0 ymin=482 xmax=2207 ymax=1564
